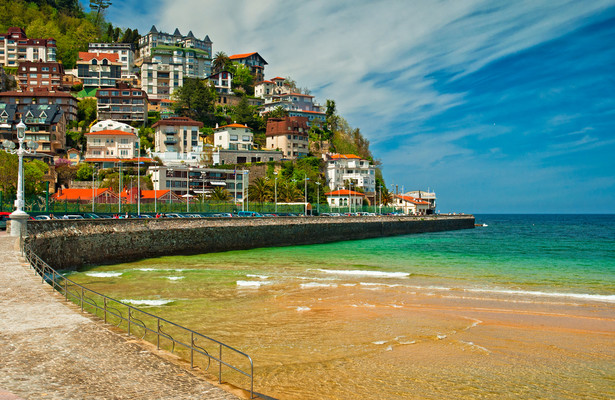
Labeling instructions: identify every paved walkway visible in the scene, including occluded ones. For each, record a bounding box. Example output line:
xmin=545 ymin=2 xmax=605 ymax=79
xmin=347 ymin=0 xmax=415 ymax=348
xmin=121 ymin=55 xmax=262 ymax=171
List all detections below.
xmin=0 ymin=235 xmax=243 ymax=400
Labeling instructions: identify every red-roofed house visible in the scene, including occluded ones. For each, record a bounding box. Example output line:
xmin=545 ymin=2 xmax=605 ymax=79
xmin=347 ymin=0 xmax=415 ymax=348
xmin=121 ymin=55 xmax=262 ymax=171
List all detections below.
xmin=266 ymin=116 xmax=309 ymax=159
xmin=214 ymin=123 xmax=254 ymax=150
xmin=229 ymin=52 xmax=267 ymax=82
xmin=84 ymin=129 xmax=139 ymax=162
xmin=393 ymin=195 xmax=431 ymax=215
xmin=255 ymin=76 xmax=291 ymax=98
xmin=77 ymin=52 xmax=122 ymax=88
xmin=324 ymin=153 xmax=376 ymax=193
xmin=52 ymin=188 xmax=119 ymax=204
xmin=325 ymin=189 xmax=366 ymax=211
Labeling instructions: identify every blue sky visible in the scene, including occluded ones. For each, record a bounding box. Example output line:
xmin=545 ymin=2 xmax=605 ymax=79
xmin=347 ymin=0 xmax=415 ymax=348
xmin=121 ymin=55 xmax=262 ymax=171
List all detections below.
xmin=96 ymin=0 xmax=615 ymax=213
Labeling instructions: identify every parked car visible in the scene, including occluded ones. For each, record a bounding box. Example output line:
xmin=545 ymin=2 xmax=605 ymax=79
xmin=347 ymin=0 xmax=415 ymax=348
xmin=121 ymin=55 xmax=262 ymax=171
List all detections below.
xmin=34 ymin=215 xmax=52 ymax=220
xmin=83 ymin=213 xmax=101 ymax=219
xmin=237 ymin=211 xmax=264 ymax=217
xmin=62 ymin=215 xmax=84 ymax=220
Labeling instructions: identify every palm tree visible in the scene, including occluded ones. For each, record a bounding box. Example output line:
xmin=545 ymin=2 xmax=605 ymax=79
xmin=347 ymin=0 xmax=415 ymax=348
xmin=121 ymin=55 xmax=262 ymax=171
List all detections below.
xmin=278 ymin=180 xmax=302 ymax=202
xmin=209 ymin=186 xmax=231 ymax=201
xmin=212 ymin=51 xmax=231 ymax=74
xmin=381 ymin=190 xmax=393 ymax=206
xmin=248 ymin=177 xmax=272 ymax=203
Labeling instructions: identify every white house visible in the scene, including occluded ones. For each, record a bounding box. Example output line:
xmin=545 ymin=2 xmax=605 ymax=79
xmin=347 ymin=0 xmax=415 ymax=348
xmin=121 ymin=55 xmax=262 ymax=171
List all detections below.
xmin=325 ymin=189 xmax=365 ymax=211
xmin=393 ymin=195 xmax=431 ymax=215
xmin=214 ymin=123 xmax=254 ymax=150
xmin=90 ymin=119 xmax=137 ymax=134
xmin=324 ymin=153 xmax=376 ymax=194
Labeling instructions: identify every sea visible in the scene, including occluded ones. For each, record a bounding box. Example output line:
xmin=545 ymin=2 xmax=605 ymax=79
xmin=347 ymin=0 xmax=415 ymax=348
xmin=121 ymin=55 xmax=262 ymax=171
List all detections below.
xmin=69 ymin=214 xmax=615 ymax=399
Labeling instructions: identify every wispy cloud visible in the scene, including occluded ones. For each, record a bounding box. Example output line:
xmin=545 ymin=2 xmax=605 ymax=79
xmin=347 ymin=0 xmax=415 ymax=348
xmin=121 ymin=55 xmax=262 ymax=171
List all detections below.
xmin=108 ymin=0 xmax=615 ymax=212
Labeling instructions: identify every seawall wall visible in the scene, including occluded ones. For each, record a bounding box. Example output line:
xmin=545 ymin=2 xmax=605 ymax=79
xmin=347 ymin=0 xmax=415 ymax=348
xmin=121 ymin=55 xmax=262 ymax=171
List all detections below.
xmin=26 ymin=215 xmax=475 ymax=270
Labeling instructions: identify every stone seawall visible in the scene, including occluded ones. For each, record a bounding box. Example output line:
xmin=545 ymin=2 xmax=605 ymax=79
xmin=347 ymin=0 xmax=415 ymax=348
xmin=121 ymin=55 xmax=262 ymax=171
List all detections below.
xmin=26 ymin=215 xmax=475 ymax=270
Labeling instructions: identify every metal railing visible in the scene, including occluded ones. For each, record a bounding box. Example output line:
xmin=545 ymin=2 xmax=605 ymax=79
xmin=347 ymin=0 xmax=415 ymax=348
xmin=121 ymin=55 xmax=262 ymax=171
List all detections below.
xmin=21 ymin=241 xmax=255 ymax=398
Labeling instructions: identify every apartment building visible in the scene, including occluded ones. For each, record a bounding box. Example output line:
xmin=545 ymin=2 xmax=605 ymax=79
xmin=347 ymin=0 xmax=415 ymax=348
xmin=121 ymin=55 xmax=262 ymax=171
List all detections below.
xmin=17 ymin=61 xmax=66 ymax=91
xmin=84 ymin=128 xmax=139 ymax=161
xmin=88 ymin=42 xmax=135 ymax=79
xmin=324 ymin=153 xmax=376 ymax=193
xmin=138 ymin=26 xmax=212 ymax=100
xmin=0 ymin=88 xmax=77 ymax=121
xmin=254 ymin=77 xmax=290 ymax=98
xmin=260 ymin=92 xmax=326 ymax=126
xmin=77 ymin=52 xmax=122 ymax=88
xmin=96 ymin=83 xmax=148 ymax=124
xmin=265 ymin=116 xmax=309 ymax=159
xmin=148 ymin=165 xmax=247 ymax=201
xmin=0 ymin=103 xmax=66 ymax=156
xmin=0 ymin=27 xmax=56 ymax=67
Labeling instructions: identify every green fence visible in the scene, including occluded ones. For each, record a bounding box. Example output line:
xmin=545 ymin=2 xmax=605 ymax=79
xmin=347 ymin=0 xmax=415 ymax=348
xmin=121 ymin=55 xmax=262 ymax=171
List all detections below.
xmin=0 ymin=192 xmax=403 ymax=216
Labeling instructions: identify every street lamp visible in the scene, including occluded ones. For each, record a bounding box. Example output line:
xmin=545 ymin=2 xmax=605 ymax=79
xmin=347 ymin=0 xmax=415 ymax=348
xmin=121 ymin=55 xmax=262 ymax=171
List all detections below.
xmin=186 ymin=167 xmax=192 ymax=213
xmin=304 ymin=173 xmax=309 ymax=216
xmin=91 ymin=164 xmax=98 ymax=213
xmin=2 ymin=119 xmax=38 ymax=237
xmin=274 ymin=171 xmax=278 ymax=213
xmin=317 ymin=182 xmax=322 ymax=213
xmin=244 ymin=170 xmax=249 ymax=212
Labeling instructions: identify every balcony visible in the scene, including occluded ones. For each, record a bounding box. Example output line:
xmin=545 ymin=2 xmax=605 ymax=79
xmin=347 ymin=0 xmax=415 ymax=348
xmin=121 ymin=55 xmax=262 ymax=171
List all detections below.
xmin=164 ymin=138 xmax=177 ymax=145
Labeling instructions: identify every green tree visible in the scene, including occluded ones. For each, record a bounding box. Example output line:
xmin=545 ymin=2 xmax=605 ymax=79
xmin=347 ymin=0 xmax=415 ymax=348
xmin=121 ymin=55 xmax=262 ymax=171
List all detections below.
xmin=212 ymin=51 xmax=231 ymax=74
xmin=209 ymin=186 xmax=231 ymax=201
xmin=75 ymin=162 xmax=94 ymax=181
xmin=172 ymin=78 xmax=217 ymax=123
xmin=0 ymin=152 xmax=18 ymax=195
xmin=231 ymin=64 xmax=254 ymax=95
xmin=248 ymin=177 xmax=271 ymax=203
xmin=24 ymin=159 xmax=49 ymax=195
xmin=89 ymin=0 xmax=111 ymax=25
xmin=77 ymin=98 xmax=97 ymax=130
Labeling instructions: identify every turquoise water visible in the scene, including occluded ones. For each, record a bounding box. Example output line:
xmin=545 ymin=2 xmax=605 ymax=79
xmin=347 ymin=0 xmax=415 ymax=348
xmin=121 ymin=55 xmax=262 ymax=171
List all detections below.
xmin=69 ymin=214 xmax=615 ymax=400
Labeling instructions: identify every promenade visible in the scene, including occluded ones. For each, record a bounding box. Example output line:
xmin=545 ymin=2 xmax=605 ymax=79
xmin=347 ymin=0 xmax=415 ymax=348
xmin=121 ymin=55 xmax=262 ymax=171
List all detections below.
xmin=0 ymin=234 xmax=242 ymax=400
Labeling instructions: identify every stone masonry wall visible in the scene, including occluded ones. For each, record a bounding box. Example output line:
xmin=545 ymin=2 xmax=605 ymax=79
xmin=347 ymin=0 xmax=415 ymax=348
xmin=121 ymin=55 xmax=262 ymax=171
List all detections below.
xmin=26 ymin=215 xmax=475 ymax=270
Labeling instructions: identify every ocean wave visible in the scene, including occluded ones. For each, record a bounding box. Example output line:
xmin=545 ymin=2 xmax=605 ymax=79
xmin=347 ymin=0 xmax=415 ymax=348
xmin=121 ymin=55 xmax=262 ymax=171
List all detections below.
xmin=85 ymin=271 xmax=122 ymax=278
xmin=296 ymin=306 xmax=311 ymax=312
xmin=300 ymin=282 xmax=338 ymax=289
xmin=167 ymin=276 xmax=184 ymax=281
xmin=121 ymin=299 xmax=173 ymax=306
xmin=237 ymin=280 xmax=270 ymax=288
xmin=317 ymin=269 xmax=410 ymax=278
xmin=463 ymin=287 xmax=615 ymax=303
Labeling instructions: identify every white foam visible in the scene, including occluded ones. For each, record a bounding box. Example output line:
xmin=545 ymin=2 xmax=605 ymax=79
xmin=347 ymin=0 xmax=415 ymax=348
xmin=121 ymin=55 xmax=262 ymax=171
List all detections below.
xmin=372 ymin=340 xmax=387 ymax=345
xmin=86 ymin=272 xmax=122 ymax=278
xmin=437 ymin=334 xmax=447 ymax=340
xmin=236 ymin=280 xmax=269 ymax=288
xmin=296 ymin=306 xmax=311 ymax=312
xmin=317 ymin=269 xmax=410 ymax=278
xmin=390 ymin=304 xmax=403 ymax=308
xmin=167 ymin=276 xmax=184 ymax=281
xmin=360 ymin=282 xmax=401 ymax=288
xmin=247 ymin=274 xmax=270 ymax=279
xmin=460 ymin=341 xmax=490 ymax=353
xmin=137 ymin=268 xmax=156 ymax=271
xmin=300 ymin=282 xmax=338 ymax=289
xmin=464 ymin=287 xmax=615 ymax=303
xmin=121 ymin=299 xmax=173 ymax=306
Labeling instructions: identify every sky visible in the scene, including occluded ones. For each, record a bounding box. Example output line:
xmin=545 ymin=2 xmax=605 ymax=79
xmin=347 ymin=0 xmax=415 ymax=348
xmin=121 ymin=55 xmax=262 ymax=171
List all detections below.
xmin=98 ymin=0 xmax=615 ymax=213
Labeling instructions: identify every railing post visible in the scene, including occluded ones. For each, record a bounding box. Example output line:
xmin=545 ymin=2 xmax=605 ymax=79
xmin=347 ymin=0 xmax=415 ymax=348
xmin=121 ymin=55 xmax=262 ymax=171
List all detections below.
xmin=128 ymin=308 xmax=131 ymax=336
xmin=64 ymin=277 xmax=67 ymax=301
xmin=80 ymin=287 xmax=84 ymax=312
xmin=157 ymin=319 xmax=160 ymax=350
xmin=104 ymin=297 xmax=107 ymax=324
xmin=219 ymin=344 xmax=222 ymax=384
xmin=191 ymin=331 xmax=194 ymax=368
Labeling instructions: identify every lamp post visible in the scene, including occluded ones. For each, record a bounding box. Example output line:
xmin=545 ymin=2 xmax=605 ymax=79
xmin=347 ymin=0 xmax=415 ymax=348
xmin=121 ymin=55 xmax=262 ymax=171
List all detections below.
xmin=186 ymin=167 xmax=191 ymax=213
xmin=244 ymin=170 xmax=249 ymax=212
xmin=91 ymin=165 xmax=98 ymax=213
xmin=315 ymin=181 xmax=321 ymax=215
xmin=274 ymin=171 xmax=278 ymax=213
xmin=2 ymin=119 xmax=38 ymax=237
xmin=304 ymin=173 xmax=309 ymax=216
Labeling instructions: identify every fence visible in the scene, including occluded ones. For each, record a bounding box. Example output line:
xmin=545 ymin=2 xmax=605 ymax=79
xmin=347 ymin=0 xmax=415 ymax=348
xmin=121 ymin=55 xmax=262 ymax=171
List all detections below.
xmin=21 ymin=240 xmax=256 ymax=398
xmin=1 ymin=192 xmax=404 ymax=215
